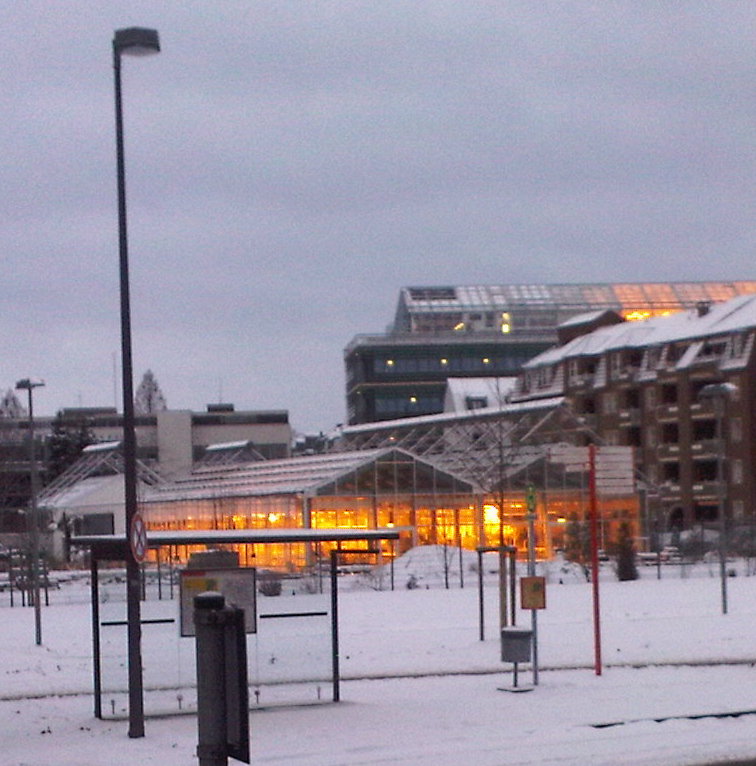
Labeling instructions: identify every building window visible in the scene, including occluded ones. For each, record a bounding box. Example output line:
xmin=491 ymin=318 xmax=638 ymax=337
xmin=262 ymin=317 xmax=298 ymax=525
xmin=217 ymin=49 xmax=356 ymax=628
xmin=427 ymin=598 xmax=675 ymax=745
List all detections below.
xmin=621 ymin=388 xmax=640 ymax=409
xmin=625 ymin=427 xmax=641 ymax=447
xmin=693 ymin=419 xmax=716 ymax=441
xmin=662 ymin=462 xmax=680 ymax=482
xmin=730 ymin=417 xmax=742 ymax=443
xmin=661 ymin=423 xmax=679 ymax=444
xmin=603 ymin=392 xmax=617 ymax=414
xmin=694 ymin=460 xmax=717 ymax=482
xmin=645 ymin=387 xmax=656 ymax=408
xmin=661 ymin=384 xmax=677 ymax=405
xmin=644 ymin=347 xmax=661 ymax=370
xmin=646 ymin=428 xmax=657 ymax=448
xmin=732 ymin=459 xmax=743 ymax=485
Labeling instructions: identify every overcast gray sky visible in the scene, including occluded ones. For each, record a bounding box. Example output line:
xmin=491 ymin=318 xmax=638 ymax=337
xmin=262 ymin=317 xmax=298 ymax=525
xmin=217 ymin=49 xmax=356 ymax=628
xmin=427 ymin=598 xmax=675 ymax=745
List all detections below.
xmin=2 ymin=2 xmax=754 ymax=433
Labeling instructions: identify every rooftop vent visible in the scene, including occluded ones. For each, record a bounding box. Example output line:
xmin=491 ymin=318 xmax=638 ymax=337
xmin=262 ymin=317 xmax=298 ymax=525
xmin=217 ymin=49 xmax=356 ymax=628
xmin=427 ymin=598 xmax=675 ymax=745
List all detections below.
xmin=696 ymin=301 xmax=711 ymax=317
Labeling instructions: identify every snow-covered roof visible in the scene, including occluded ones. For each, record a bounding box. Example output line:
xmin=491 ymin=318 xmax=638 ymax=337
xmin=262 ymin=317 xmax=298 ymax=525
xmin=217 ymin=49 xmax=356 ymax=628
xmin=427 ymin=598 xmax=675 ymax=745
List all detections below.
xmin=443 ymin=377 xmax=518 ymax=413
xmin=82 ymin=441 xmax=121 ymax=453
xmin=146 ymin=447 xmax=474 ymax=503
xmin=204 ymin=440 xmax=253 ymax=452
xmin=41 ymin=475 xmax=126 ymax=511
xmin=338 ymin=395 xmax=564 ymax=437
xmin=398 ymin=282 xmax=756 ymax=313
xmin=524 ymin=293 xmax=756 ymax=369
xmin=558 ymin=309 xmax=614 ymax=328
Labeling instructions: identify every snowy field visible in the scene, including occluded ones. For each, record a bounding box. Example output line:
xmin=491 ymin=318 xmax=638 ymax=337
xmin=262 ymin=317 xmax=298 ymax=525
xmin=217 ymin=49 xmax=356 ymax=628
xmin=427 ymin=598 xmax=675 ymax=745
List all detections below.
xmin=3 ymin=547 xmax=756 ymax=765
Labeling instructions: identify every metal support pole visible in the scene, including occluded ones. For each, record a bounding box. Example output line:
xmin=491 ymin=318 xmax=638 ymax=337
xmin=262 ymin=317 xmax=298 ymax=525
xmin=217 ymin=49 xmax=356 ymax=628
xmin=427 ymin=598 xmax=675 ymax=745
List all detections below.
xmin=330 ymin=550 xmax=340 ymax=702
xmin=588 ymin=444 xmax=602 ymax=675
xmin=113 ymin=42 xmax=145 ymax=739
xmin=16 ymin=381 xmax=44 ymax=644
xmin=714 ymin=396 xmax=728 ymax=615
xmin=498 ymin=547 xmax=508 ymax=631
xmin=195 ymin=592 xmax=229 ymax=766
xmin=477 ymin=549 xmax=485 ymax=641
xmin=509 ymin=549 xmax=517 ymax=626
xmin=91 ymin=557 xmax=102 ymax=719
xmin=526 ymin=497 xmax=538 ymax=686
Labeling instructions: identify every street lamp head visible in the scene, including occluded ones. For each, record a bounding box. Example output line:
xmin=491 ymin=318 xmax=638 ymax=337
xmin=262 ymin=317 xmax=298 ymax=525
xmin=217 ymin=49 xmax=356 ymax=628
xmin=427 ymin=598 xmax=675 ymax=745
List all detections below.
xmin=15 ymin=378 xmax=45 ymax=391
xmin=114 ymin=27 xmax=160 ymax=57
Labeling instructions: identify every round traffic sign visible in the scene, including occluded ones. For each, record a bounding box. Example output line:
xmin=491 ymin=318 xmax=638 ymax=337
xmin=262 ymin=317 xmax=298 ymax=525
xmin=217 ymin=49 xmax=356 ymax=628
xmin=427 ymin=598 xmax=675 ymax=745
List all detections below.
xmin=130 ymin=512 xmax=148 ymax=563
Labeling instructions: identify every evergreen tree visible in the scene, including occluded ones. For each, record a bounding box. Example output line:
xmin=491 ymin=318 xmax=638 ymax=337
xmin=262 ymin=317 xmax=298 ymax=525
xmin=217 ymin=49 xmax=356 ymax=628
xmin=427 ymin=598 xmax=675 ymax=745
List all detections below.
xmin=615 ymin=521 xmax=639 ymax=581
xmin=564 ymin=513 xmax=591 ymax=580
xmin=47 ymin=412 xmax=95 ymax=482
xmin=0 ymin=389 xmax=25 ymax=418
xmin=134 ymin=370 xmax=167 ymax=414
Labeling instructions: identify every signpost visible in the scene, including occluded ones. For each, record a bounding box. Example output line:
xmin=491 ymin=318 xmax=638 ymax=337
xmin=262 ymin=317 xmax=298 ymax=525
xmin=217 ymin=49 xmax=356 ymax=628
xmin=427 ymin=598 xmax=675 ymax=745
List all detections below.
xmin=525 ymin=484 xmax=539 ymax=686
xmin=548 ymin=444 xmax=637 ymax=676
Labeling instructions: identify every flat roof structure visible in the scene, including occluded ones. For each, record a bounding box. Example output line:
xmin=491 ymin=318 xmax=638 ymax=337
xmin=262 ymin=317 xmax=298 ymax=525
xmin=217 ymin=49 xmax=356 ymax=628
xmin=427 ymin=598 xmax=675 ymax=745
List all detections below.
xmin=72 ymin=527 xmax=402 ymax=559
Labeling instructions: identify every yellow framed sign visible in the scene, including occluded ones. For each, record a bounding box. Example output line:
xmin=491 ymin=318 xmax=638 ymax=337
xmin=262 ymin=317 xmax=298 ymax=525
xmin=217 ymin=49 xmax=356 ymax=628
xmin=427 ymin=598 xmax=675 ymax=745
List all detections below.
xmin=520 ymin=576 xmax=546 ymax=610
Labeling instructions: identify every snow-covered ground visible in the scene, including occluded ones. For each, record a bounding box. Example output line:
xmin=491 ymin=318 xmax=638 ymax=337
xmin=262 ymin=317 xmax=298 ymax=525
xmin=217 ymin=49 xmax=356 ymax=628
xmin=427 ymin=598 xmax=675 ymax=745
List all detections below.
xmin=3 ymin=547 xmax=756 ymax=765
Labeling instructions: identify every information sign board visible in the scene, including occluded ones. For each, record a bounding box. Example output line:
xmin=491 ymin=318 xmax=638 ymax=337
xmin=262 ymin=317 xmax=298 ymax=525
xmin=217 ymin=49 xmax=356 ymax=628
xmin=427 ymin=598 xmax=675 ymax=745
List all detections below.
xmin=520 ymin=576 xmax=546 ymax=610
xmin=179 ymin=568 xmax=257 ymax=637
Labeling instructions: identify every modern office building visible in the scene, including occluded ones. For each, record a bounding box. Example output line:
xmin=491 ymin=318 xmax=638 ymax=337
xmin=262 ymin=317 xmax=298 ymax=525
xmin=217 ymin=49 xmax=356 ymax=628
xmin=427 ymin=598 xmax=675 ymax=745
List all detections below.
xmin=0 ymin=403 xmax=292 ymax=536
xmin=54 ymin=404 xmax=292 ymax=474
xmin=511 ymin=293 xmax=756 ymax=536
xmin=345 ymin=282 xmax=756 ymax=425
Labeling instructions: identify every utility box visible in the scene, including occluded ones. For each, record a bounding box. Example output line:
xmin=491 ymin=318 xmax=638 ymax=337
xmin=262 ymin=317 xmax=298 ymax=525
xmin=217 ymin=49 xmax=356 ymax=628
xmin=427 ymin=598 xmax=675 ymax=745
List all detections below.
xmin=501 ymin=627 xmax=533 ymax=664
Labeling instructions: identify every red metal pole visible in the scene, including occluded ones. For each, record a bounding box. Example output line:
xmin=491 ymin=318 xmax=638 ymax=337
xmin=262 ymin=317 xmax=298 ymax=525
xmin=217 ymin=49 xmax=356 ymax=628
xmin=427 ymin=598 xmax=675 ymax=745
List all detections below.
xmin=589 ymin=444 xmax=602 ymax=676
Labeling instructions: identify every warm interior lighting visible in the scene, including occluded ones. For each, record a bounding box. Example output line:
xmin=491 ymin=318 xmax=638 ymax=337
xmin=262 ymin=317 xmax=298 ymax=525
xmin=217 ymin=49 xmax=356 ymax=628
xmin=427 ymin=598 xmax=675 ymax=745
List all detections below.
xmin=482 ymin=357 xmax=490 ymax=364
xmin=440 ymin=358 xmax=448 ymax=365
xmin=624 ymin=310 xmax=652 ymax=322
xmin=500 ymin=312 xmax=512 ymax=333
xmin=410 ymin=396 xmax=417 ymax=403
xmin=267 ymin=512 xmax=281 ymax=524
xmin=386 ymin=359 xmax=395 ymax=367
xmin=454 ymin=322 xmax=465 ymax=331
xmin=483 ymin=504 xmax=499 ymax=525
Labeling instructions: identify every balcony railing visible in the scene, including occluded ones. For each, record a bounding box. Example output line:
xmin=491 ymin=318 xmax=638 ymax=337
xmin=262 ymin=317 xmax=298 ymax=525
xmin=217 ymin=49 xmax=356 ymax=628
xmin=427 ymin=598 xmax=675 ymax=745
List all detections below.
xmin=690 ymin=438 xmax=722 ymax=458
xmin=618 ymin=408 xmax=641 ymax=426
xmin=656 ymin=404 xmax=680 ymax=420
xmin=691 ymin=480 xmax=722 ymax=498
xmin=656 ymin=443 xmax=681 ymax=460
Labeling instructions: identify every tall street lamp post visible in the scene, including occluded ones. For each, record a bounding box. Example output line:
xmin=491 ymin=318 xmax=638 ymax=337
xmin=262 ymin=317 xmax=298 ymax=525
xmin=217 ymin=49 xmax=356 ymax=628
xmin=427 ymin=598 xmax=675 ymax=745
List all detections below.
xmin=15 ymin=378 xmax=45 ymax=646
xmin=698 ymin=382 xmax=737 ymax=615
xmin=113 ymin=26 xmax=160 ymax=739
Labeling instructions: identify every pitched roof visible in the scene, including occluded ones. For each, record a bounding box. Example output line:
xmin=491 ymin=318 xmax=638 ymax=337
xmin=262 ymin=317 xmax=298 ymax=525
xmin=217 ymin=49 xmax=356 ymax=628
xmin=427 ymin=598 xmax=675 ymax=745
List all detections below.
xmin=524 ymin=293 xmax=756 ymax=368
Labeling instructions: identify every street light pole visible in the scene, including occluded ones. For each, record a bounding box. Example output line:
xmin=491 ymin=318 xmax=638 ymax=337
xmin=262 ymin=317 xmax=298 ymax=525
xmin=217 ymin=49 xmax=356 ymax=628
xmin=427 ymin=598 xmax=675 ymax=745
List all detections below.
xmin=698 ymin=382 xmax=737 ymax=616
xmin=113 ymin=26 xmax=160 ymax=739
xmin=15 ymin=378 xmax=45 ymax=646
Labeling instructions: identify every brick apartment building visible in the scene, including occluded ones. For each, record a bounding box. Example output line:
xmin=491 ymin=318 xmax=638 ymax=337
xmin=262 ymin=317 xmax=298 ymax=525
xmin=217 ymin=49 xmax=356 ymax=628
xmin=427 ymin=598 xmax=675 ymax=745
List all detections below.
xmin=511 ymin=294 xmax=756 ymax=535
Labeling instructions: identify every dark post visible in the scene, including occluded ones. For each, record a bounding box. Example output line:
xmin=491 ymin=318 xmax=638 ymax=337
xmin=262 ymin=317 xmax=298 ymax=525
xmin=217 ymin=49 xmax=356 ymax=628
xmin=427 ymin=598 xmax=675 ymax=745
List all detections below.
xmin=477 ymin=549 xmax=484 ymax=641
xmin=112 ymin=26 xmax=160 ymax=738
xmin=91 ymin=557 xmax=102 ymax=719
xmin=195 ymin=592 xmax=229 ymax=766
xmin=194 ymin=591 xmax=250 ymax=766
xmin=16 ymin=378 xmax=44 ymax=644
xmin=330 ymin=550 xmax=340 ymax=702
